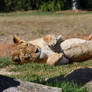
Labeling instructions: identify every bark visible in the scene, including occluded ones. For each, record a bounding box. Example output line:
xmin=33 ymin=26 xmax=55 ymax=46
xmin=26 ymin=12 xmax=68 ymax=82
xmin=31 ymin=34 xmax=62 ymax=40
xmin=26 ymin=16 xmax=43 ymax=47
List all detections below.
xmin=72 ymin=0 xmax=80 ymax=10
xmin=0 ymin=75 xmax=62 ymax=92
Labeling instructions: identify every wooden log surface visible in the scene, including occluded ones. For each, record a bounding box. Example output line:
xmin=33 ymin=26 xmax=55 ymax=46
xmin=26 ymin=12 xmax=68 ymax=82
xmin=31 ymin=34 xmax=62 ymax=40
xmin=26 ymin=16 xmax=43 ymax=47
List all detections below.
xmin=0 ymin=75 xmax=62 ymax=92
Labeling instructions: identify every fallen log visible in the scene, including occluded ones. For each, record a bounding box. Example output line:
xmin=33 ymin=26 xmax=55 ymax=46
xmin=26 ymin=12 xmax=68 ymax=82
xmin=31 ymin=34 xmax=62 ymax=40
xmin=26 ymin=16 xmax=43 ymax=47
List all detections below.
xmin=0 ymin=75 xmax=62 ymax=92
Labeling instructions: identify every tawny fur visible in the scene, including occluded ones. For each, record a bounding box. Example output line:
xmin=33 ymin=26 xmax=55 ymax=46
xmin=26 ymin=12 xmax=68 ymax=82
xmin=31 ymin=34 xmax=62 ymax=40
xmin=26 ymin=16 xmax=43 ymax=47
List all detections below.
xmin=12 ymin=34 xmax=63 ymax=65
xmin=12 ymin=34 xmax=92 ymax=65
xmin=88 ymin=34 xmax=92 ymax=40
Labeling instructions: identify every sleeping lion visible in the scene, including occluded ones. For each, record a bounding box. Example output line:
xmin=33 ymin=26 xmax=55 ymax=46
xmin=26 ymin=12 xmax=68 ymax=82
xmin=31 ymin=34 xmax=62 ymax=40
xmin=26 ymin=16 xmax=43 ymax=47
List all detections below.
xmin=12 ymin=34 xmax=68 ymax=65
xmin=12 ymin=34 xmax=92 ymax=65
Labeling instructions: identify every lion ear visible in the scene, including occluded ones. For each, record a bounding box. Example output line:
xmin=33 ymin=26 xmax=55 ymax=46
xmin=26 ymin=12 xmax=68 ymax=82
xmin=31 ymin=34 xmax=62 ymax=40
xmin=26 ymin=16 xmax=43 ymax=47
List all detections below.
xmin=13 ymin=35 xmax=21 ymax=44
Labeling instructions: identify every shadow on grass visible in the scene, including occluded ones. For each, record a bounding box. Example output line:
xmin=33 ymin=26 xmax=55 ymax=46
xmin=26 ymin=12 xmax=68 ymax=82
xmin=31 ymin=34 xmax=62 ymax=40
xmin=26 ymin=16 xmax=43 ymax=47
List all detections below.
xmin=47 ymin=68 xmax=92 ymax=87
xmin=44 ymin=68 xmax=92 ymax=87
xmin=0 ymin=75 xmax=20 ymax=91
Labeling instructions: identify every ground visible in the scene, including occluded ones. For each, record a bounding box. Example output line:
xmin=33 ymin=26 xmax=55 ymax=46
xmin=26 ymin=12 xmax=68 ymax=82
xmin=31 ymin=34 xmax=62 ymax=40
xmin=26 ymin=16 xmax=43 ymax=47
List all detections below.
xmin=0 ymin=11 xmax=92 ymax=92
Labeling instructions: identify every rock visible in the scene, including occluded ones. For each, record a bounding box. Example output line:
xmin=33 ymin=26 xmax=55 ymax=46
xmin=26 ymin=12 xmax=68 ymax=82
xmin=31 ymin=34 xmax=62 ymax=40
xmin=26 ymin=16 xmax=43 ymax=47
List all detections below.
xmin=86 ymin=81 xmax=92 ymax=92
xmin=0 ymin=75 xmax=62 ymax=92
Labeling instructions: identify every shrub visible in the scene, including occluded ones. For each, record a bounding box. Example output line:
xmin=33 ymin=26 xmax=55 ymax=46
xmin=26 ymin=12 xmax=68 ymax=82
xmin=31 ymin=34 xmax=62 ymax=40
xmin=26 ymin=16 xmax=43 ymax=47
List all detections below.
xmin=0 ymin=0 xmax=92 ymax=12
xmin=40 ymin=0 xmax=66 ymax=11
xmin=80 ymin=0 xmax=92 ymax=9
xmin=0 ymin=0 xmax=42 ymax=12
xmin=0 ymin=0 xmax=69 ymax=12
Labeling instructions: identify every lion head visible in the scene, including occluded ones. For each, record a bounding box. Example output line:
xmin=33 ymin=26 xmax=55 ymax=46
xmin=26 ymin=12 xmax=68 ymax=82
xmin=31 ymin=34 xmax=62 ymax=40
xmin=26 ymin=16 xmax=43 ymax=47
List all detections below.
xmin=12 ymin=34 xmax=63 ymax=65
xmin=12 ymin=35 xmax=41 ymax=64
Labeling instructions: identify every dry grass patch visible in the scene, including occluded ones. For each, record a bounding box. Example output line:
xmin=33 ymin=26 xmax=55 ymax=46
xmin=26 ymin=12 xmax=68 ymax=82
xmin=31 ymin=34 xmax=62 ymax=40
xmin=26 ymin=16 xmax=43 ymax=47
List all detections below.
xmin=0 ymin=12 xmax=92 ymax=41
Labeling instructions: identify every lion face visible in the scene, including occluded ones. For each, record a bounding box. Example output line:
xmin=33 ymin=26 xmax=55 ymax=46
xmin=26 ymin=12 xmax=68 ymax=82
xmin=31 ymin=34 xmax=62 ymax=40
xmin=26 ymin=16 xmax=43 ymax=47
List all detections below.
xmin=12 ymin=44 xmax=41 ymax=64
xmin=12 ymin=35 xmax=41 ymax=64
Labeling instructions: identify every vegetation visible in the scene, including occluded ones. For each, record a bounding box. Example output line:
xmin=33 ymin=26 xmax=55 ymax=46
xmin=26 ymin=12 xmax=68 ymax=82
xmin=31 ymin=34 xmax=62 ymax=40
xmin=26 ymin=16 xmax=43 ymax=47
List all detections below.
xmin=0 ymin=57 xmax=90 ymax=92
xmin=40 ymin=0 xmax=69 ymax=11
xmin=0 ymin=11 xmax=92 ymax=38
xmin=0 ymin=0 xmax=92 ymax=12
xmin=80 ymin=0 xmax=92 ymax=9
xmin=46 ymin=82 xmax=88 ymax=92
xmin=0 ymin=57 xmax=12 ymax=67
xmin=0 ymin=0 xmax=66 ymax=12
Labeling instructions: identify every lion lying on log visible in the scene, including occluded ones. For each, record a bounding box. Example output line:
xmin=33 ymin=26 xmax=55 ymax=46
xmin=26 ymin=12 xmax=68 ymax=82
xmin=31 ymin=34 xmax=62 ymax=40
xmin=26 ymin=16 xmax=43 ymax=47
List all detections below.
xmin=11 ymin=34 xmax=92 ymax=65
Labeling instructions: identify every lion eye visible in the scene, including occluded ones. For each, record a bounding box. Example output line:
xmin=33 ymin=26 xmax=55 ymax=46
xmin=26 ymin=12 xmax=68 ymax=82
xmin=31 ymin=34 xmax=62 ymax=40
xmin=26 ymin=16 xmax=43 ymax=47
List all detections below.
xmin=35 ymin=48 xmax=39 ymax=53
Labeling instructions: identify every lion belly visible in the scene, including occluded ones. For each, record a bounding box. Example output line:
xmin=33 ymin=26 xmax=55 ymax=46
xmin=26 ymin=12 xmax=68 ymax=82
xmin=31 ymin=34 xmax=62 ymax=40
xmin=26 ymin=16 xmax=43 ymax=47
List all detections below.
xmin=61 ymin=38 xmax=92 ymax=62
xmin=29 ymin=39 xmax=54 ymax=58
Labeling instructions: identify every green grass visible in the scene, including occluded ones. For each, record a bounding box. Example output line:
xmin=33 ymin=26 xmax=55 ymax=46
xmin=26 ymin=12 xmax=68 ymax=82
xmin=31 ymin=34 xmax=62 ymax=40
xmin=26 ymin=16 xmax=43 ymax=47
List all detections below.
xmin=0 ymin=57 xmax=13 ymax=68
xmin=0 ymin=57 xmax=90 ymax=92
xmin=46 ymin=82 xmax=88 ymax=92
xmin=0 ymin=10 xmax=92 ymax=17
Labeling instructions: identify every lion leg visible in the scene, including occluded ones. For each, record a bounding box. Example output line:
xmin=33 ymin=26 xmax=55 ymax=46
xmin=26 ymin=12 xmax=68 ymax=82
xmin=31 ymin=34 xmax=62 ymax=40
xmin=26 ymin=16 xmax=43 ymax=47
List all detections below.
xmin=46 ymin=53 xmax=63 ymax=65
xmin=88 ymin=34 xmax=92 ymax=40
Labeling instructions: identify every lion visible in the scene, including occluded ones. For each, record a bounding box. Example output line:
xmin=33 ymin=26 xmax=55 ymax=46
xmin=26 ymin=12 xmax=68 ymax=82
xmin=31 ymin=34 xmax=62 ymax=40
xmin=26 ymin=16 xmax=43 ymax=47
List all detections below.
xmin=12 ymin=34 xmax=69 ymax=65
xmin=88 ymin=34 xmax=92 ymax=40
xmin=12 ymin=34 xmax=92 ymax=65
xmin=11 ymin=43 xmax=41 ymax=64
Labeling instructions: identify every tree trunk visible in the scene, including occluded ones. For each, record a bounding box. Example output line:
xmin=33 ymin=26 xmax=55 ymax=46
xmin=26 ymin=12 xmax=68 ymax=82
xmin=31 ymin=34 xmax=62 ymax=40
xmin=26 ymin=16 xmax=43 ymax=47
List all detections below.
xmin=72 ymin=0 xmax=80 ymax=10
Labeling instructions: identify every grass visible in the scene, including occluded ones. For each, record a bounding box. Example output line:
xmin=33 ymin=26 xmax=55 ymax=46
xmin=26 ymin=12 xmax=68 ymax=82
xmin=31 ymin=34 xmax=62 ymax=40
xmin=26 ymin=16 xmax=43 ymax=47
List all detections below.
xmin=0 ymin=57 xmax=13 ymax=68
xmin=46 ymin=82 xmax=88 ymax=92
xmin=0 ymin=10 xmax=92 ymax=17
xmin=0 ymin=57 xmax=90 ymax=92
xmin=0 ymin=11 xmax=92 ymax=41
